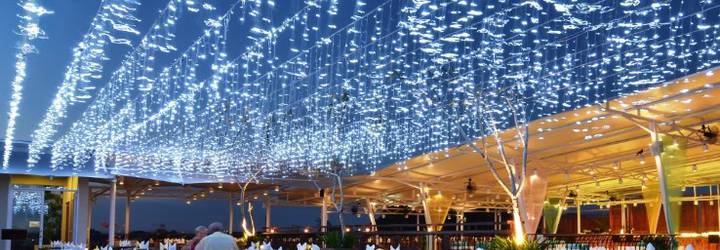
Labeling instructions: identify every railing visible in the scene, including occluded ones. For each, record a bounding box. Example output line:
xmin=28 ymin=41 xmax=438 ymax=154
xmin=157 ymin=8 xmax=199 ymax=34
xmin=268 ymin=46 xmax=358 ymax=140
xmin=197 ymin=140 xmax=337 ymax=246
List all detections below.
xmin=261 ymin=222 xmax=505 ymax=250
xmin=532 ymin=234 xmax=677 ymax=250
xmin=261 ymin=224 xmax=697 ymax=250
xmin=263 ymin=222 xmax=505 ymax=234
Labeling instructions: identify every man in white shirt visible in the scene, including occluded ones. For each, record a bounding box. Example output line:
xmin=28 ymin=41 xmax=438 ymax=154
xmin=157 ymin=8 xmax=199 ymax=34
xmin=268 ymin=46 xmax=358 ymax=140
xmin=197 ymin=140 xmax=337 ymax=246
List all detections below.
xmin=195 ymin=222 xmax=239 ymax=250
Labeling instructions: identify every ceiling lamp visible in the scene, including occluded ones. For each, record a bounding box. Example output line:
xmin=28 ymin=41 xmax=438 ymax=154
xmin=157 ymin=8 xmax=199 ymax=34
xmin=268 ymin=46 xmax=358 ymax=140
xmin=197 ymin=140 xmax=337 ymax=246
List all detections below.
xmin=701 ymin=124 xmax=718 ymax=144
xmin=465 ymin=178 xmax=476 ymax=195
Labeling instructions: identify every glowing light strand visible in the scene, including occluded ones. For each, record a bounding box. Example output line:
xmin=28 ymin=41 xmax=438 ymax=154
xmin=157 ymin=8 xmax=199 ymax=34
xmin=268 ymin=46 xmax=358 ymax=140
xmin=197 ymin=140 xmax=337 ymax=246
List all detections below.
xmin=49 ymin=0 xmax=207 ymax=171
xmin=49 ymin=0 xmax=720 ymax=182
xmin=12 ymin=190 xmax=47 ymax=215
xmin=95 ymin=0 xmax=375 ymax=181
xmin=2 ymin=0 xmax=52 ymax=168
xmin=26 ymin=0 xmax=141 ymax=167
xmin=52 ymin=0 xmax=294 ymax=177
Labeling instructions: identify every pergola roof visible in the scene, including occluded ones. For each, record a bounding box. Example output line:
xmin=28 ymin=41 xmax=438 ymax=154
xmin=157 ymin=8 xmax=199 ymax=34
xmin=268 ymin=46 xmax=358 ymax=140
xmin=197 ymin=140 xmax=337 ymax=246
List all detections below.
xmin=314 ymin=68 xmax=720 ymax=211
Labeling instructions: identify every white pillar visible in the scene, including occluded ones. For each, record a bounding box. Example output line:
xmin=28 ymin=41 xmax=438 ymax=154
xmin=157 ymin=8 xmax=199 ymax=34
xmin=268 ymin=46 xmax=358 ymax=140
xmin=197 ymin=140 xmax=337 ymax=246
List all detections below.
xmin=73 ymin=178 xmax=90 ymax=245
xmin=576 ymin=203 xmax=582 ymax=234
xmin=458 ymin=210 xmax=464 ymax=232
xmin=494 ymin=210 xmax=499 ymax=231
xmin=321 ymin=193 xmax=328 ymax=232
xmin=0 ymin=174 xmax=11 ymax=250
xmin=108 ymin=179 xmax=117 ymax=247
xmin=264 ymin=200 xmax=271 ymax=232
xmin=87 ymin=198 xmax=93 ymax=246
xmin=418 ymin=184 xmax=433 ymax=250
xmin=620 ymin=203 xmax=627 ymax=234
xmin=650 ymin=122 xmax=676 ymax=234
xmin=416 ymin=213 xmax=420 ymax=232
xmin=228 ymin=193 xmax=234 ymax=234
xmin=419 ymin=184 xmax=432 ymax=230
xmin=366 ymin=200 xmax=376 ymax=227
xmin=124 ymin=195 xmax=131 ymax=240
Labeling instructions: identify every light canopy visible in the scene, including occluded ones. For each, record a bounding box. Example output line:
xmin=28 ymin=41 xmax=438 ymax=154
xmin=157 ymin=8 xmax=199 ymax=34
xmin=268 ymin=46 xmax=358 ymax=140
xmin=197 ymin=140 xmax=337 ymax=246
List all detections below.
xmin=22 ymin=0 xmax=720 ymax=183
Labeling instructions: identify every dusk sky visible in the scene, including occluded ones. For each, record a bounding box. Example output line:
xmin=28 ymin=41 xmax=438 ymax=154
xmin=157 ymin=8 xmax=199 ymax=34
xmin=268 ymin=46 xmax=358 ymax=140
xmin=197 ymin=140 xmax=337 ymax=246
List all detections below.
xmin=91 ymin=197 xmax=369 ymax=233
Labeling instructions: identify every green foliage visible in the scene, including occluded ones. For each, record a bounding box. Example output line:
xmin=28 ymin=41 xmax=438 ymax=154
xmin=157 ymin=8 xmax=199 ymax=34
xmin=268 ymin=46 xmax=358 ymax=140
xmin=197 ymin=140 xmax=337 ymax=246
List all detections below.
xmin=240 ymin=235 xmax=264 ymax=247
xmin=43 ymin=192 xmax=62 ymax=244
xmin=477 ymin=237 xmax=548 ymax=250
xmin=640 ymin=235 xmax=678 ymax=250
xmin=321 ymin=232 xmax=356 ymax=248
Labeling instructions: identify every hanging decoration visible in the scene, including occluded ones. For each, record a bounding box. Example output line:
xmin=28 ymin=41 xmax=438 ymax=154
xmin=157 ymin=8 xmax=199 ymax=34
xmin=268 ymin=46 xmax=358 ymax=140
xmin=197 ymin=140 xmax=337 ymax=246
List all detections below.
xmin=2 ymin=0 xmax=52 ymax=169
xmin=12 ymin=190 xmax=47 ymax=215
xmin=37 ymin=0 xmax=720 ymax=183
xmin=26 ymin=0 xmax=142 ymax=167
xmin=49 ymin=0 xmax=210 ymax=172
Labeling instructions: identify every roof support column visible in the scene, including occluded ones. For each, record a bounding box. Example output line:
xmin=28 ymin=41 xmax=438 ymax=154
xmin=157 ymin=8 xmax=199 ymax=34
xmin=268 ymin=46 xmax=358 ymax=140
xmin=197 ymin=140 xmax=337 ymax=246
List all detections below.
xmin=416 ymin=213 xmax=420 ymax=232
xmin=0 ymin=174 xmax=11 ymax=250
xmin=264 ymin=200 xmax=271 ymax=233
xmin=321 ymin=191 xmax=328 ymax=233
xmin=419 ymin=183 xmax=432 ymax=230
xmin=228 ymin=193 xmax=234 ymax=234
xmin=87 ymin=196 xmax=93 ymax=246
xmin=73 ymin=178 xmax=89 ymax=245
xmin=108 ymin=178 xmax=117 ymax=247
xmin=365 ymin=200 xmax=376 ymax=228
xmin=494 ymin=210 xmax=499 ymax=231
xmin=458 ymin=209 xmax=464 ymax=232
xmin=576 ymin=203 xmax=582 ymax=234
xmin=124 ymin=194 xmax=131 ymax=240
xmin=620 ymin=201 xmax=627 ymax=234
xmin=542 ymin=198 xmax=564 ymax=234
xmin=649 ymin=122 xmax=676 ymax=234
xmin=418 ymin=183 xmax=434 ymax=250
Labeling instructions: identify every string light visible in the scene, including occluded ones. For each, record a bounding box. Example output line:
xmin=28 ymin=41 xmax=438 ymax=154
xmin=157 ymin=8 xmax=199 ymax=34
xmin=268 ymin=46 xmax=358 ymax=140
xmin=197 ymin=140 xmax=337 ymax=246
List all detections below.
xmin=27 ymin=0 xmax=720 ymax=183
xmin=12 ymin=190 xmax=47 ymax=215
xmin=49 ymin=0 xmax=208 ymax=172
xmin=2 ymin=0 xmax=52 ymax=169
xmin=27 ymin=0 xmax=142 ymax=167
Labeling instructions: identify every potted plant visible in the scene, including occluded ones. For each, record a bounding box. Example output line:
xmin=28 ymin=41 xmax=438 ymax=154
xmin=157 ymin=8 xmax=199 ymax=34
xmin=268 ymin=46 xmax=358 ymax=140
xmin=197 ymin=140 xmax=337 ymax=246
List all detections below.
xmin=640 ymin=235 xmax=678 ymax=250
xmin=477 ymin=236 xmax=549 ymax=250
xmin=320 ymin=232 xmax=355 ymax=250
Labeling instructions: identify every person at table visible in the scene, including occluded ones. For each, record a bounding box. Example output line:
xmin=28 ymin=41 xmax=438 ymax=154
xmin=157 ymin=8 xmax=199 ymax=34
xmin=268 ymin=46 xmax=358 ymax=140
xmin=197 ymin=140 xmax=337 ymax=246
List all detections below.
xmin=182 ymin=225 xmax=208 ymax=250
xmin=195 ymin=222 xmax=239 ymax=250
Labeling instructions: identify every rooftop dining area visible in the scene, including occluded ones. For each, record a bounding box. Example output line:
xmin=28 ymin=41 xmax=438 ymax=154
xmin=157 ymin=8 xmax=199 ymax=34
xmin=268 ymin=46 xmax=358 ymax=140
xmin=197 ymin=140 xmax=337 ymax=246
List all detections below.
xmin=3 ymin=0 xmax=720 ymax=249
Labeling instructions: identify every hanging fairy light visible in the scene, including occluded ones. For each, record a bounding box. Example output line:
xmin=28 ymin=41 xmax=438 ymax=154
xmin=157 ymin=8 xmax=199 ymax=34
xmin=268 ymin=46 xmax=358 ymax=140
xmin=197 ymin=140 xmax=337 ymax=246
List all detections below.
xmin=2 ymin=0 xmax=52 ymax=169
xmin=12 ymin=190 xmax=47 ymax=215
xmin=49 ymin=0 xmax=207 ymax=171
xmin=36 ymin=0 xmax=720 ymax=184
xmin=27 ymin=0 xmax=142 ymax=167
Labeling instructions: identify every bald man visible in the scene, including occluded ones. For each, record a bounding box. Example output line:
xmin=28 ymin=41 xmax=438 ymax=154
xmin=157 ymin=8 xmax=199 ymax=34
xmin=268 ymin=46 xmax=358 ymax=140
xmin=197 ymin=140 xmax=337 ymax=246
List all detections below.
xmin=195 ymin=222 xmax=239 ymax=250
